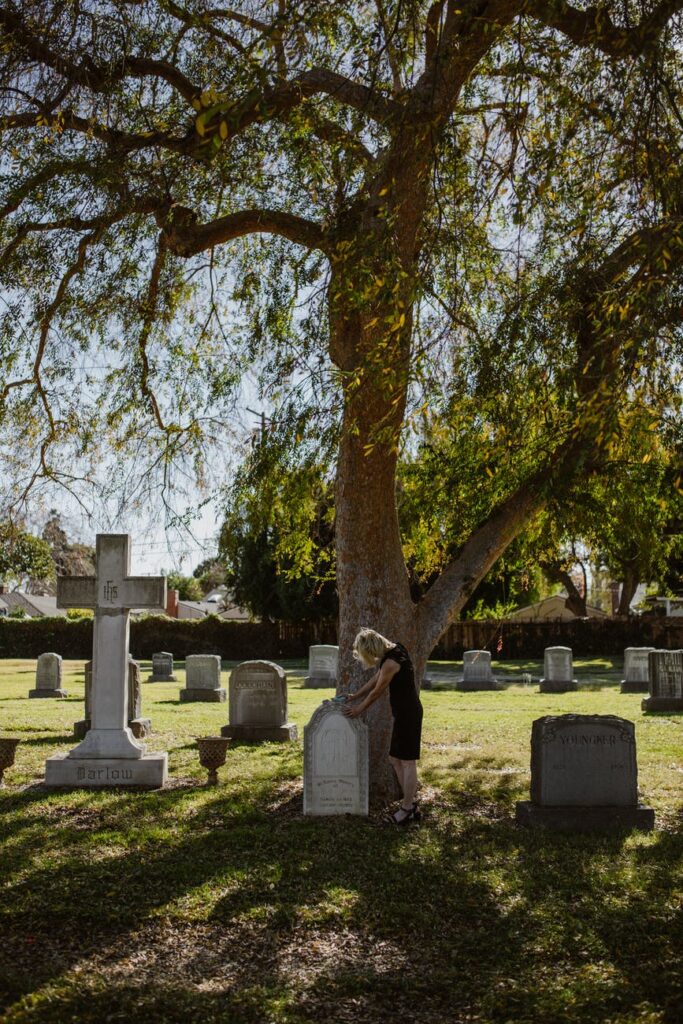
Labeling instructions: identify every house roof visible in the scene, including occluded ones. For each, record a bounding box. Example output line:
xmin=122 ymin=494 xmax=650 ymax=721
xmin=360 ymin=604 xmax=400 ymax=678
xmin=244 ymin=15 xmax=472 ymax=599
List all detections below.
xmin=507 ymin=594 xmax=609 ymax=621
xmin=0 ymin=592 xmax=66 ymax=617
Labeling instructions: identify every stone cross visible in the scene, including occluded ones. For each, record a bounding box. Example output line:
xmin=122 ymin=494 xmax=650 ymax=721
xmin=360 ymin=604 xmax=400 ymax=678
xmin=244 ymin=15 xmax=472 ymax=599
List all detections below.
xmin=57 ymin=534 xmax=165 ymax=759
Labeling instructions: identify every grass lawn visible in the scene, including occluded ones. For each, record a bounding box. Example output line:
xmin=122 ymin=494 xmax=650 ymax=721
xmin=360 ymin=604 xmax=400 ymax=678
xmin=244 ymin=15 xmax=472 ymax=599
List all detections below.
xmin=0 ymin=658 xmax=681 ymax=1024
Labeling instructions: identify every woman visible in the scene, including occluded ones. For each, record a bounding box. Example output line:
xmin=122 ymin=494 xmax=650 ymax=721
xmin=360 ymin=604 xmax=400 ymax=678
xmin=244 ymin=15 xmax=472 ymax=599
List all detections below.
xmin=343 ymin=627 xmax=423 ymax=824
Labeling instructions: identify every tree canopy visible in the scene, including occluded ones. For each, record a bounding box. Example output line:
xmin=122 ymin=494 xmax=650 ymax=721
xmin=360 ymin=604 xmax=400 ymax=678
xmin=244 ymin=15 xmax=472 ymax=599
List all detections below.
xmin=0 ymin=522 xmax=54 ymax=588
xmin=2 ymin=1 xmax=683 ymax=796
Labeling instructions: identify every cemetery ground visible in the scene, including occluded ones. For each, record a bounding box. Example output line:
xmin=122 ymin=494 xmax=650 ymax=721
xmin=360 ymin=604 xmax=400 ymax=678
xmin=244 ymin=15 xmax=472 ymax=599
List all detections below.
xmin=0 ymin=659 xmax=681 ymax=1024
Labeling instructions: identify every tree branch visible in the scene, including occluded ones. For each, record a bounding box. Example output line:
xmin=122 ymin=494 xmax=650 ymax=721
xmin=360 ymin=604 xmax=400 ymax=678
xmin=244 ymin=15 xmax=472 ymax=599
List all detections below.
xmin=531 ymin=0 xmax=683 ymax=57
xmin=195 ymin=66 xmax=400 ymax=153
xmin=158 ymin=206 xmax=328 ymax=255
xmin=0 ymin=5 xmax=200 ymax=103
xmin=137 ymin=237 xmax=170 ymax=432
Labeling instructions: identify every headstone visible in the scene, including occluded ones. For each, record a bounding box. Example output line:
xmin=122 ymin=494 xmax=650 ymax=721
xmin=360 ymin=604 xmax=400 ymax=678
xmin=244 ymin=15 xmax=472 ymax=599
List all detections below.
xmin=179 ymin=655 xmax=226 ymax=702
xmin=74 ymin=658 xmax=151 ymax=739
xmin=303 ymin=701 xmax=368 ymax=816
xmin=620 ymin=647 xmax=655 ymax=693
xmin=516 ymin=714 xmax=654 ymax=831
xmin=148 ymin=651 xmax=176 ymax=682
xmin=539 ymin=646 xmax=578 ymax=693
xmin=45 ymin=534 xmax=167 ymax=788
xmin=455 ymin=650 xmax=501 ymax=691
xmin=221 ymin=660 xmax=297 ymax=741
xmin=642 ymin=650 xmax=683 ymax=711
xmin=29 ymin=653 xmax=67 ymax=698
xmin=304 ymin=645 xmax=339 ymax=688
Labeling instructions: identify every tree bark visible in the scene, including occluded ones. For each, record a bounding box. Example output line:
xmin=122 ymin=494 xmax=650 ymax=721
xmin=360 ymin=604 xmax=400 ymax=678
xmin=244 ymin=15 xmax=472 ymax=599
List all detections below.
xmin=617 ymin=568 xmax=639 ymax=616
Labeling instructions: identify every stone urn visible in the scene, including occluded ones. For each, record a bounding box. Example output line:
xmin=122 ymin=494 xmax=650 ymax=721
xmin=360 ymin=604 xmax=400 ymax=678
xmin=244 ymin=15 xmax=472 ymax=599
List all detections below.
xmin=0 ymin=738 xmax=21 ymax=786
xmin=196 ymin=736 xmax=231 ymax=785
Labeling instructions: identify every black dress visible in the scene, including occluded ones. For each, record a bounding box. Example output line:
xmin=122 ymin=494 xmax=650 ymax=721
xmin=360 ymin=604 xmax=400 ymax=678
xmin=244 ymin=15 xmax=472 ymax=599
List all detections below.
xmin=381 ymin=643 xmax=423 ymax=760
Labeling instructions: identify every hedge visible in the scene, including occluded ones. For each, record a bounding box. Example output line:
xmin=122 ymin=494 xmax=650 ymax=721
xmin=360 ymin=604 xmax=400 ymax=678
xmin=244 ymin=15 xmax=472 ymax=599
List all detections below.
xmin=434 ymin=617 xmax=683 ymax=659
xmin=1 ymin=613 xmax=681 ymax=662
xmin=0 ymin=615 xmax=337 ymax=661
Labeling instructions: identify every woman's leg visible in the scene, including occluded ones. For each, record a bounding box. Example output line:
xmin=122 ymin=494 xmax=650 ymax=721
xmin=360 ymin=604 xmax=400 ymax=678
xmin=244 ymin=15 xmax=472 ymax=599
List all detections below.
xmin=389 ymin=755 xmax=405 ymax=794
xmin=400 ymin=760 xmax=418 ymax=809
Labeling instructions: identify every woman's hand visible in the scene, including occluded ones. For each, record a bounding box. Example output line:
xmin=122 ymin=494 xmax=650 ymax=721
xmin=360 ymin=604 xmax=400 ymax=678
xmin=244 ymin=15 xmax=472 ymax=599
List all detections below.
xmin=343 ymin=702 xmax=364 ymax=718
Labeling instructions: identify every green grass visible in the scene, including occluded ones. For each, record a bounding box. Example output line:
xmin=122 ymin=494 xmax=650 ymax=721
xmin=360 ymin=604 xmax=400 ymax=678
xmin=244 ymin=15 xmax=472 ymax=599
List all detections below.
xmin=0 ymin=658 xmax=681 ymax=1024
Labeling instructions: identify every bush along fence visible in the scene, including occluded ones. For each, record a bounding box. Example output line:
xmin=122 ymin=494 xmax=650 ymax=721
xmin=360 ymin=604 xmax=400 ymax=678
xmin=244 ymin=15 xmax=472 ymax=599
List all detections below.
xmin=0 ymin=613 xmax=682 ymax=662
xmin=434 ymin=617 xmax=683 ymax=659
xmin=0 ymin=615 xmax=338 ymax=661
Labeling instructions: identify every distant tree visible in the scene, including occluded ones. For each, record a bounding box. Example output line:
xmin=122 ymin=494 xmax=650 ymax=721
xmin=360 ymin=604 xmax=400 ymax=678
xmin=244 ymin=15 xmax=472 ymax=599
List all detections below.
xmin=166 ymin=572 xmax=203 ymax=602
xmin=192 ymin=558 xmax=227 ymax=596
xmin=219 ymin=451 xmax=337 ymax=623
xmin=42 ymin=512 xmax=95 ymax=579
xmin=0 ymin=524 xmax=54 ymax=590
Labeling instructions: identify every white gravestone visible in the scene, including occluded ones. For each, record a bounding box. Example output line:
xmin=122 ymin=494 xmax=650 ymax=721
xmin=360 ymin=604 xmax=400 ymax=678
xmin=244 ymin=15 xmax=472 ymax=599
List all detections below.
xmin=642 ymin=650 xmax=683 ymax=712
xmin=620 ymin=647 xmax=655 ymax=694
xmin=456 ymin=650 xmax=501 ymax=692
xmin=304 ymin=645 xmax=339 ymax=688
xmin=29 ymin=653 xmax=67 ymax=698
xmin=45 ymin=534 xmax=167 ymax=788
xmin=222 ymin=660 xmax=297 ymax=741
xmin=179 ymin=654 xmax=226 ymax=702
xmin=74 ymin=658 xmax=150 ymax=739
xmin=148 ymin=651 xmax=176 ymax=682
xmin=304 ymin=701 xmax=368 ymax=816
xmin=516 ymin=714 xmax=654 ymax=831
xmin=539 ymin=646 xmax=578 ymax=693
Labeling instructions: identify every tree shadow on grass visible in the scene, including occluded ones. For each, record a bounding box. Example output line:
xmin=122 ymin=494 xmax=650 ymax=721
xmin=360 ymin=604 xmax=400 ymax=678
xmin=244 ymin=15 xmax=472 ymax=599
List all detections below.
xmin=0 ymin=764 xmax=681 ymax=1024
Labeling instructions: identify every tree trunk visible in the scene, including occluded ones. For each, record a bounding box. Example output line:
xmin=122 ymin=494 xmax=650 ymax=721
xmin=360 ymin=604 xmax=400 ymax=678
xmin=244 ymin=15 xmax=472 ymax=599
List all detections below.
xmin=333 ymin=333 xmax=418 ymax=805
xmin=617 ymin=568 xmax=639 ymax=616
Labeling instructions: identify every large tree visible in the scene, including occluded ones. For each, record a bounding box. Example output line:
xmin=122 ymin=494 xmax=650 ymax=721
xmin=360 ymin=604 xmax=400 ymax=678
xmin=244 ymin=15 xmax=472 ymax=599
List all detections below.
xmin=2 ymin=1 xmax=683 ymax=798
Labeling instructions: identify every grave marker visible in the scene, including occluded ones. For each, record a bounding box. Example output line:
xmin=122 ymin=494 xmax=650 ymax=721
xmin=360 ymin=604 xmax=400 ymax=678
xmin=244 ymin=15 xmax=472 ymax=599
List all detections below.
xmin=539 ymin=646 xmax=578 ymax=693
xmin=516 ymin=714 xmax=654 ymax=831
xmin=455 ymin=650 xmax=501 ymax=691
xmin=179 ymin=655 xmax=226 ymax=702
xmin=304 ymin=701 xmax=368 ymax=816
xmin=620 ymin=647 xmax=655 ymax=694
xmin=148 ymin=651 xmax=176 ymax=682
xmin=45 ymin=534 xmax=167 ymax=788
xmin=29 ymin=653 xmax=67 ymax=698
xmin=75 ymin=657 xmax=151 ymax=739
xmin=221 ymin=660 xmax=297 ymax=741
xmin=642 ymin=650 xmax=683 ymax=711
xmin=304 ymin=645 xmax=339 ymax=688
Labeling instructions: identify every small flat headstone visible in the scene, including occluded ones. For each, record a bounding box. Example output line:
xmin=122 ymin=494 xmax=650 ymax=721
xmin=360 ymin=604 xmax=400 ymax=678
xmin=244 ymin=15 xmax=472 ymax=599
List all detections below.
xmin=642 ymin=650 xmax=683 ymax=712
xmin=148 ymin=651 xmax=176 ymax=682
xmin=221 ymin=660 xmax=297 ymax=741
xmin=516 ymin=714 xmax=654 ymax=832
xmin=620 ymin=647 xmax=655 ymax=693
xmin=304 ymin=645 xmax=339 ymax=688
xmin=29 ymin=652 xmax=67 ymax=699
xmin=179 ymin=654 xmax=226 ymax=702
xmin=539 ymin=646 xmax=578 ymax=693
xmin=456 ymin=650 xmax=501 ymax=691
xmin=304 ymin=701 xmax=368 ymax=816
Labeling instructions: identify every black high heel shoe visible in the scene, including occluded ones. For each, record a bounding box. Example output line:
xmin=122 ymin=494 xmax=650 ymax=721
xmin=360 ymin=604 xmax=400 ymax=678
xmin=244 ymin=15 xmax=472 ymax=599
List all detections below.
xmin=392 ymin=802 xmax=420 ymax=825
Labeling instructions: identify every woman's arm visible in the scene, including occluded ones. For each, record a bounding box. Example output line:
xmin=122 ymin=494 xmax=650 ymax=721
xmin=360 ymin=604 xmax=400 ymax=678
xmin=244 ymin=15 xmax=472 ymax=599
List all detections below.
xmin=344 ymin=659 xmax=400 ymax=717
xmin=346 ymin=671 xmax=379 ymax=702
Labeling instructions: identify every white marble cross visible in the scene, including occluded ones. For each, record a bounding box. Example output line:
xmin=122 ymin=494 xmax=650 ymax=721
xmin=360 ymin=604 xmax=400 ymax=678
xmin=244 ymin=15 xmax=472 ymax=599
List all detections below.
xmin=57 ymin=534 xmax=166 ymax=759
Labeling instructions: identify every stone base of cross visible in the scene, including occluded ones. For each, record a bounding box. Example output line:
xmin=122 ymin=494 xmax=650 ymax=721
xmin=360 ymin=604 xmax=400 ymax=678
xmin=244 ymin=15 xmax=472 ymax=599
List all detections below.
xmin=45 ymin=534 xmax=168 ymax=789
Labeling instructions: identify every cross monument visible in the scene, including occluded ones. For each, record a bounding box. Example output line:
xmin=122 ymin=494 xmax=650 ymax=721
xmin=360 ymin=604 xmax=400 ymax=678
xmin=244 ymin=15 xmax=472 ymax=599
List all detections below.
xmin=45 ymin=534 xmax=168 ymax=788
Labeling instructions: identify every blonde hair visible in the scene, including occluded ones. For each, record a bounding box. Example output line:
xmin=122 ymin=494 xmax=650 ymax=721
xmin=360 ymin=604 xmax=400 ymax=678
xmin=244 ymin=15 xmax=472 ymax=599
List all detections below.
xmin=352 ymin=627 xmax=393 ymax=667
